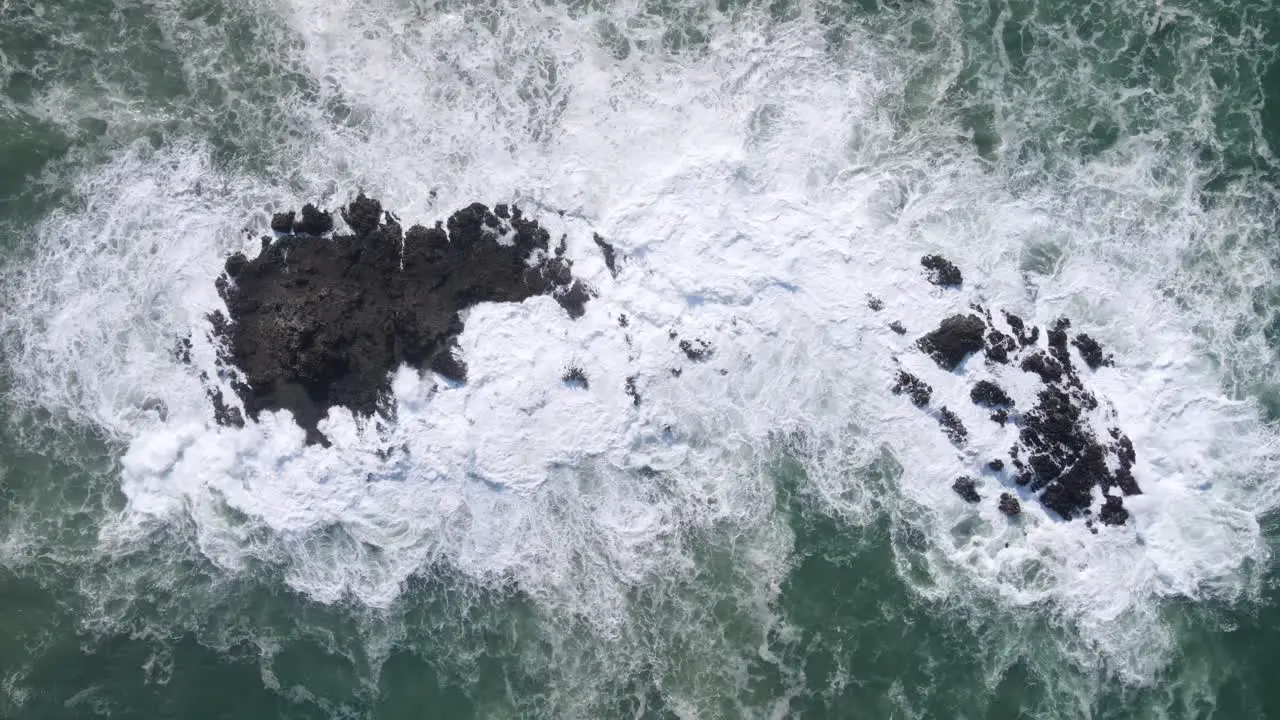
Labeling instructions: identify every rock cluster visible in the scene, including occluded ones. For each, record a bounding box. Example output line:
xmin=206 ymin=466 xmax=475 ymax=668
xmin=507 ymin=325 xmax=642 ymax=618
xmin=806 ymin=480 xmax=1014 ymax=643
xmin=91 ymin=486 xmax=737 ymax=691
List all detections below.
xmin=902 ymin=256 xmax=1140 ymax=526
xmin=209 ymin=195 xmax=591 ymax=444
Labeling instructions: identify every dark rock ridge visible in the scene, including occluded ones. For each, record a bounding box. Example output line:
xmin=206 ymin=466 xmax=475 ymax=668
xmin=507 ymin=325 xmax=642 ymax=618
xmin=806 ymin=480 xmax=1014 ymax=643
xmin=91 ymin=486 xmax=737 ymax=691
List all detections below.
xmin=593 ymin=233 xmax=620 ymax=278
xmin=210 ymin=195 xmax=592 ymax=444
xmin=892 ymin=255 xmax=1139 ymax=526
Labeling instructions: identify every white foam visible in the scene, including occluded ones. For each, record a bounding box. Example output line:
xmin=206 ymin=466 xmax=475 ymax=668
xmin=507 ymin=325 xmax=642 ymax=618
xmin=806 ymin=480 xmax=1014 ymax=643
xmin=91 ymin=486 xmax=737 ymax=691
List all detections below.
xmin=2 ymin=0 xmax=1278 ymax=686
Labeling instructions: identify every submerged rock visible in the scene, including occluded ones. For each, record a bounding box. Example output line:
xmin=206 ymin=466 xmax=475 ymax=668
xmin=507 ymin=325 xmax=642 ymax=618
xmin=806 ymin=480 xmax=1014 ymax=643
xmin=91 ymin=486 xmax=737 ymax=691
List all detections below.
xmin=211 ymin=195 xmax=590 ymax=444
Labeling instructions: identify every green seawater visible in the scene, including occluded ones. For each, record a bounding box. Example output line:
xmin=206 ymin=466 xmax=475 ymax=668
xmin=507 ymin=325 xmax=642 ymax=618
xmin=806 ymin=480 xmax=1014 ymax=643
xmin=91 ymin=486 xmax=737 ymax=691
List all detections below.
xmin=1 ymin=0 xmax=1280 ymax=717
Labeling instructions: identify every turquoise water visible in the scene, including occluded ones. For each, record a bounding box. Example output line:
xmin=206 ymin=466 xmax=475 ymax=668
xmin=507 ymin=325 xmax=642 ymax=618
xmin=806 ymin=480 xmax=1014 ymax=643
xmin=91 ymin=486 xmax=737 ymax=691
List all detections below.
xmin=2 ymin=0 xmax=1280 ymax=717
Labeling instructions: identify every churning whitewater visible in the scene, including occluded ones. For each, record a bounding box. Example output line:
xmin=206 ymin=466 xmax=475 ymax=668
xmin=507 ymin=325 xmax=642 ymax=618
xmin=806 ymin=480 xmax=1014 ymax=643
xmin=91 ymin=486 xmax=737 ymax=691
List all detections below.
xmin=2 ymin=0 xmax=1279 ymax=700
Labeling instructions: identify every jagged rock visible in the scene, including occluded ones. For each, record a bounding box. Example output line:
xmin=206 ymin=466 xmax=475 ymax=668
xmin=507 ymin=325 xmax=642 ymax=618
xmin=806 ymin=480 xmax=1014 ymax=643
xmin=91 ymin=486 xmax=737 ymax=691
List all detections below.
xmin=1098 ymin=495 xmax=1129 ymax=525
xmin=918 ymin=314 xmax=987 ymax=370
xmin=892 ymin=370 xmax=932 ymax=408
xmin=1020 ymin=351 xmax=1064 ymax=383
xmin=889 ymin=321 xmax=907 ymax=335
xmin=867 ymin=294 xmax=885 ymax=311
xmin=208 ymin=387 xmax=244 ymax=428
xmin=625 ymin=375 xmax=641 ymax=406
xmin=1003 ymin=312 xmax=1039 ymax=347
xmin=937 ymin=406 xmax=967 ymax=445
xmin=1073 ymin=333 xmax=1113 ymax=370
xmin=970 ymin=380 xmax=1014 ymax=408
xmin=211 ymin=195 xmax=588 ymax=444
xmin=990 ymin=409 xmax=1009 ymax=426
xmin=986 ymin=458 xmax=1005 ymax=472
xmin=998 ymin=493 xmax=1021 ymax=516
xmin=985 ymin=330 xmax=1017 ymax=364
xmin=952 ymin=476 xmax=981 ymax=503
xmin=594 ymin=233 xmax=619 ymax=277
xmin=921 ymin=255 xmax=963 ymax=287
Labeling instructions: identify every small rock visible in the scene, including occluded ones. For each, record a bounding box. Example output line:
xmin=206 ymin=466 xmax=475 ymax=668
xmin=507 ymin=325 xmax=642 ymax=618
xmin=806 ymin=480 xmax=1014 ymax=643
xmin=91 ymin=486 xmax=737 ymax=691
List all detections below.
xmin=866 ymin=294 xmax=885 ymax=311
xmin=937 ymin=406 xmax=968 ymax=446
xmin=679 ymin=338 xmax=714 ymax=362
xmin=1072 ymin=333 xmax=1113 ymax=370
xmin=892 ymin=371 xmax=933 ymax=408
xmin=986 ymin=459 xmax=1004 ymax=472
xmin=1098 ymin=495 xmax=1129 ymax=525
xmin=562 ymin=366 xmax=589 ymax=389
xmin=889 ymin=321 xmax=907 ymax=335
xmin=921 ymin=255 xmax=963 ymax=287
xmin=918 ymin=314 xmax=987 ymax=370
xmin=970 ymin=380 xmax=1014 ymax=408
xmin=952 ymin=476 xmax=981 ymax=503
xmin=998 ymin=493 xmax=1021 ymax=516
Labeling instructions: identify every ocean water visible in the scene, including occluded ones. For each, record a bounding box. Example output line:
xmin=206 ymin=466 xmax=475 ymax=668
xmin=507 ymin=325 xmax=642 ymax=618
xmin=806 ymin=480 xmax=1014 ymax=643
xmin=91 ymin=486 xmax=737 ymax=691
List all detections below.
xmin=2 ymin=0 xmax=1280 ymax=716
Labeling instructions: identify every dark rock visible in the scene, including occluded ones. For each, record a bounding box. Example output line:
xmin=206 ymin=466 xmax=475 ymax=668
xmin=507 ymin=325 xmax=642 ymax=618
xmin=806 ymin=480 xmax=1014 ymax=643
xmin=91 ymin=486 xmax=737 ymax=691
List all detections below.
xmin=985 ymin=330 xmax=1017 ymax=364
xmin=271 ymin=211 xmax=295 ymax=234
xmin=1098 ymin=495 xmax=1129 ymax=526
xmin=937 ymin=406 xmax=967 ymax=446
xmin=889 ymin=321 xmax=907 ymax=335
xmin=921 ymin=255 xmax=963 ymax=287
xmin=1073 ymin=333 xmax=1113 ymax=370
xmin=970 ymin=380 xmax=1014 ymax=408
xmin=866 ymin=295 xmax=884 ymax=311
xmin=208 ymin=387 xmax=245 ymax=429
xmin=998 ymin=493 xmax=1021 ymax=516
xmin=295 ymin=203 xmax=334 ymax=236
xmin=1003 ymin=312 xmax=1039 ymax=347
xmin=618 ymin=314 xmax=629 ymax=328
xmin=891 ymin=371 xmax=932 ymax=408
xmin=554 ymin=279 xmax=595 ymax=319
xmin=211 ymin=196 xmax=587 ymax=443
xmin=625 ymin=375 xmax=641 ymax=406
xmin=562 ymin=366 xmax=589 ymax=389
xmin=1047 ymin=317 xmax=1073 ymax=369
xmin=679 ymin=338 xmax=714 ymax=362
xmin=174 ymin=335 xmax=193 ymax=364
xmin=986 ymin=458 xmax=1004 ymax=472
xmin=990 ymin=409 xmax=1009 ymax=426
xmin=952 ymin=476 xmax=981 ymax=503
xmin=1020 ymin=352 xmax=1064 ymax=383
xmin=593 ymin=233 xmax=619 ymax=277
xmin=918 ymin=314 xmax=987 ymax=370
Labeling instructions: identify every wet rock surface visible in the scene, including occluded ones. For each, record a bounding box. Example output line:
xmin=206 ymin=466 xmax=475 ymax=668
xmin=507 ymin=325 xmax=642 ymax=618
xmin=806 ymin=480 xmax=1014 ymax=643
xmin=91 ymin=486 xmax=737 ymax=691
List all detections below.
xmin=210 ymin=195 xmax=591 ymax=444
xmin=890 ymin=254 xmax=1140 ymax=526
xmin=952 ymin=476 xmax=980 ymax=503
xmin=921 ymin=255 xmax=963 ymax=287
xmin=918 ymin=314 xmax=986 ymax=370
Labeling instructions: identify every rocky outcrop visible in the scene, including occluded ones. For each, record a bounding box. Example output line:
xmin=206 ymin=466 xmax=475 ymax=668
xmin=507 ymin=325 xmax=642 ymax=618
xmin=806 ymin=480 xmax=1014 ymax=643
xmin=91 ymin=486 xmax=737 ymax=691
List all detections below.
xmin=952 ymin=476 xmax=980 ymax=503
xmin=921 ymin=255 xmax=963 ymax=287
xmin=210 ymin=195 xmax=591 ymax=444
xmin=890 ymin=254 xmax=1140 ymax=526
xmin=918 ymin=314 xmax=987 ymax=370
